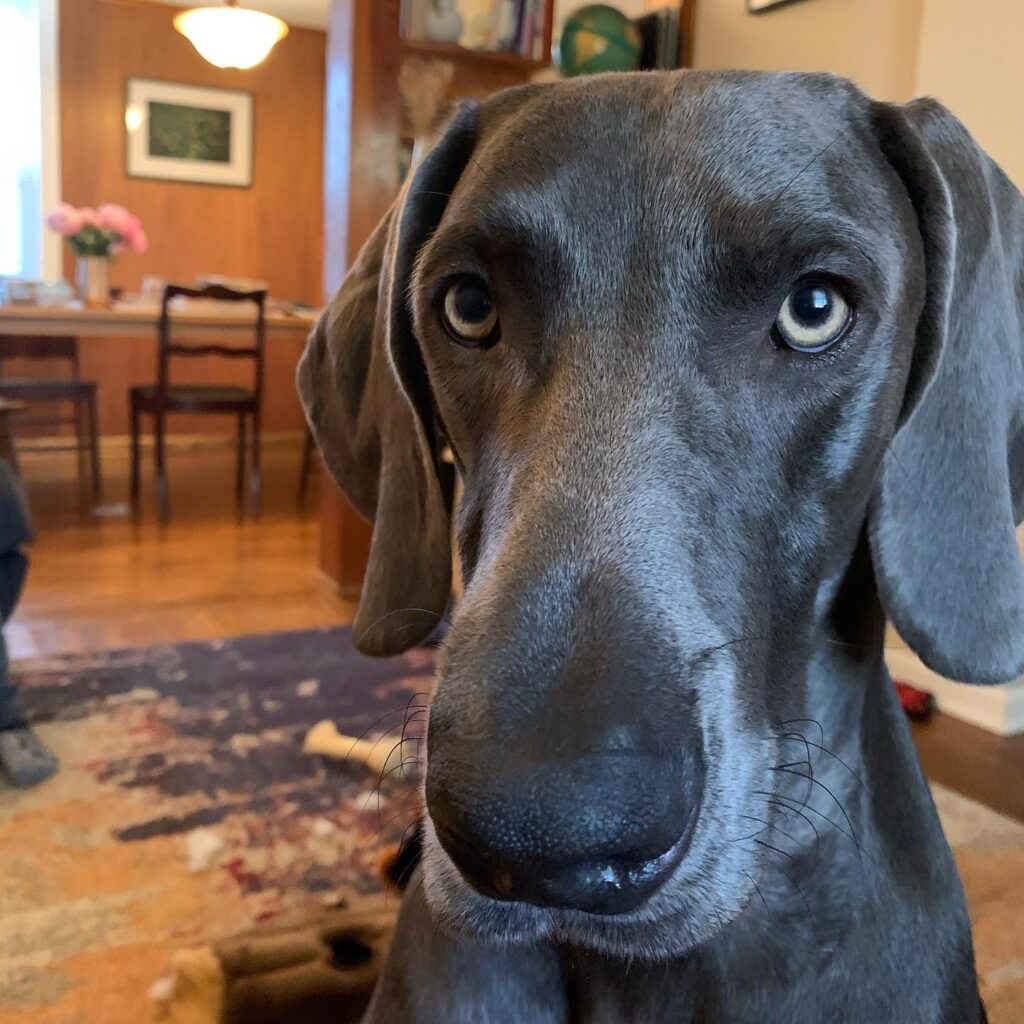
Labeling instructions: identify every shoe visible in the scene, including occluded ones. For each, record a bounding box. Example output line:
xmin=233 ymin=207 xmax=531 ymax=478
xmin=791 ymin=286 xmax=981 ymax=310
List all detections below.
xmin=0 ymin=727 xmax=59 ymax=789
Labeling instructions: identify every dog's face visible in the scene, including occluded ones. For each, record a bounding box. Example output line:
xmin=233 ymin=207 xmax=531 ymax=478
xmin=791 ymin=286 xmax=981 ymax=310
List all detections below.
xmin=300 ymin=72 xmax=1024 ymax=957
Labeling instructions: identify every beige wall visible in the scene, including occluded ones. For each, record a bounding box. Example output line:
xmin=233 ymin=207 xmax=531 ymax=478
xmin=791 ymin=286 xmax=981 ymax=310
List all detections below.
xmin=556 ymin=0 xmax=1022 ymax=186
xmin=692 ymin=0 xmax=924 ymax=102
xmin=914 ymin=0 xmax=1024 ymax=188
xmin=690 ymin=0 xmax=1021 ymax=185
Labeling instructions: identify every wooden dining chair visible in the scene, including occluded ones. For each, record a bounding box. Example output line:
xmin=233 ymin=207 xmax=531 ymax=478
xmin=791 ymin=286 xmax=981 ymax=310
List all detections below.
xmin=0 ymin=398 xmax=26 ymax=477
xmin=129 ymin=283 xmax=267 ymax=521
xmin=0 ymin=335 xmax=101 ymax=502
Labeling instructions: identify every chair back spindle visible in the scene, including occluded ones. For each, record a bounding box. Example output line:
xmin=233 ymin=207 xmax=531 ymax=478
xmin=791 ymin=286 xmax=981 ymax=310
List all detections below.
xmin=156 ymin=284 xmax=267 ymax=408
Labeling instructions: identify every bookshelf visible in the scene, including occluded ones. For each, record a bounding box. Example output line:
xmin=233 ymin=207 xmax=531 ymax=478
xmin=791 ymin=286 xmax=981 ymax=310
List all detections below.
xmin=401 ymin=0 xmax=556 ymax=68
xmin=399 ymin=37 xmax=550 ymax=74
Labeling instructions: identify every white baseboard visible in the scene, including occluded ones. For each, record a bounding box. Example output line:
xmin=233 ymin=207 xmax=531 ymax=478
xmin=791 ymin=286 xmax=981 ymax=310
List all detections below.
xmin=885 ymin=646 xmax=1024 ymax=735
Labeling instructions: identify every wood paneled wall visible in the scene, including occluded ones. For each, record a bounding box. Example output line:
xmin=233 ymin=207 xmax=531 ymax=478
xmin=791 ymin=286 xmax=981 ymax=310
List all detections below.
xmin=54 ymin=0 xmax=326 ymax=436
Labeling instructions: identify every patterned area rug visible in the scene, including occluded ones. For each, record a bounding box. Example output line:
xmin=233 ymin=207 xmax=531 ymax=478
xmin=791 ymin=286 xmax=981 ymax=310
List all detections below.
xmin=0 ymin=628 xmax=432 ymax=1023
xmin=0 ymin=628 xmax=1021 ymax=1022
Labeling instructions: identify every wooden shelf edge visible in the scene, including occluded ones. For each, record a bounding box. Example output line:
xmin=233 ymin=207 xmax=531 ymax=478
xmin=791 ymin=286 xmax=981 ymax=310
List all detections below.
xmin=400 ymin=38 xmax=550 ymax=73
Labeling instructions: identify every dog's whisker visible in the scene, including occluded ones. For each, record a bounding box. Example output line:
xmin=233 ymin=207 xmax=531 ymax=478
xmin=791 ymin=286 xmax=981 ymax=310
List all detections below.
xmin=373 ymin=752 xmax=424 ymax=790
xmin=342 ymin=698 xmax=431 ymax=752
xmin=775 ymin=717 xmax=826 ymax=749
xmin=770 ymin=791 xmax=862 ymax=856
xmin=743 ymin=870 xmax=770 ymax=915
xmin=374 ymin=804 xmax=421 ymax=839
xmin=885 ymin=439 xmax=913 ymax=481
xmin=362 ymin=756 xmax=424 ymax=816
xmin=819 ymin=637 xmax=855 ymax=649
xmin=393 ymin=820 xmax=423 ymax=881
xmin=691 ymin=635 xmax=771 ymax=661
xmin=361 ymin=724 xmax=426 ymax=822
xmin=384 ymin=818 xmax=424 ymax=910
xmin=779 ymin=734 xmax=867 ymax=793
xmin=756 ymin=794 xmax=821 ymax=845
xmin=770 ymin=766 xmax=860 ymax=847
xmin=349 ymin=704 xmax=430 ymax=739
xmin=772 ymin=129 xmax=844 ymax=202
xmin=348 ymin=727 xmax=427 ymax=795
xmin=400 ymin=699 xmax=429 ymax=778
xmin=737 ymin=813 xmax=813 ymax=852
xmin=774 ymin=730 xmax=813 ymax=766
xmin=775 ymin=736 xmax=817 ymax=809
xmin=754 ymin=837 xmax=796 ymax=862
xmin=730 ymin=817 xmax=772 ymax=843
xmin=356 ymin=608 xmax=442 ymax=646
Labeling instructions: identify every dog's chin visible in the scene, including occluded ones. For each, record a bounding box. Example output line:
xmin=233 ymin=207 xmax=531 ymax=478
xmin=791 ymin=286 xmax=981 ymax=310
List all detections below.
xmin=418 ymin=817 xmax=755 ymax=960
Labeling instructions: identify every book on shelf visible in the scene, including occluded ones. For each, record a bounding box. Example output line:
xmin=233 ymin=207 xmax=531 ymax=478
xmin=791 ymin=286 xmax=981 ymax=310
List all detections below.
xmin=485 ymin=0 xmax=542 ymax=56
xmin=413 ymin=0 xmax=544 ymax=58
xmin=636 ymin=7 xmax=682 ymax=71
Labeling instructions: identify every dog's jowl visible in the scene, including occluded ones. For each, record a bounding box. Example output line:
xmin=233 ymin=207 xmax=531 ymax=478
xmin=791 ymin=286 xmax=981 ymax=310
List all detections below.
xmin=299 ymin=70 xmax=1021 ymax=1024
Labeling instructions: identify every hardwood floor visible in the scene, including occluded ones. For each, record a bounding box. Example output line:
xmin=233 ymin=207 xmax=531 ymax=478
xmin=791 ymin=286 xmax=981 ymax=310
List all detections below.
xmin=7 ymin=441 xmax=1023 ymax=820
xmin=8 ymin=438 xmax=357 ymax=659
xmin=912 ymin=714 xmax=1024 ymax=823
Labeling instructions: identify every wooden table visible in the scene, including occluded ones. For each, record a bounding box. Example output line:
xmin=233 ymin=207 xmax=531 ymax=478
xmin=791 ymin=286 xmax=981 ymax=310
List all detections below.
xmin=0 ymin=301 xmax=318 ymax=342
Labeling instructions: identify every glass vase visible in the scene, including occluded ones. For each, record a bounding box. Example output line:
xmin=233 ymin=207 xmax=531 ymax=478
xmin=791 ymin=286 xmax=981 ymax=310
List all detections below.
xmin=76 ymin=256 xmax=110 ymax=308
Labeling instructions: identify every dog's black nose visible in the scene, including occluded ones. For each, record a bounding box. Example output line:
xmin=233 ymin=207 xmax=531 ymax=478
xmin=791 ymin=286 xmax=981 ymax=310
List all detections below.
xmin=427 ymin=751 xmax=702 ymax=915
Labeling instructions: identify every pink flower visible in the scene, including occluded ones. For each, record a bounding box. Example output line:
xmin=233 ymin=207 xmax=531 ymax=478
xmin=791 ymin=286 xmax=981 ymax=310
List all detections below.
xmin=111 ymin=220 xmax=147 ymax=256
xmin=131 ymin=228 xmax=149 ymax=255
xmin=45 ymin=203 xmax=85 ymax=236
xmin=96 ymin=203 xmax=135 ymax=236
xmin=47 ymin=201 xmax=146 ymax=257
xmin=96 ymin=203 xmax=146 ymax=254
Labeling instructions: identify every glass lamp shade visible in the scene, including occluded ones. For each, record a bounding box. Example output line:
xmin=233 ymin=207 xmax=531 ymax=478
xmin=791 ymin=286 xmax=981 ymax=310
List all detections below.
xmin=173 ymin=5 xmax=289 ymax=70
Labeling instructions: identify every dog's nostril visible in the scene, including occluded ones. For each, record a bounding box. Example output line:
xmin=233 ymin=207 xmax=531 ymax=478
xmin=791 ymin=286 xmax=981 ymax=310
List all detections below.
xmin=447 ymin=835 xmax=690 ymax=916
xmin=532 ymin=839 xmax=689 ymax=915
xmin=429 ymin=750 xmax=703 ymax=914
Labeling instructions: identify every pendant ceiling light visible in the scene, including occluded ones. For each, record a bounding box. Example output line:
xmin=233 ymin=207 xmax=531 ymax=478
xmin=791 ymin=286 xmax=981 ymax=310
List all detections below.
xmin=174 ymin=1 xmax=288 ymax=70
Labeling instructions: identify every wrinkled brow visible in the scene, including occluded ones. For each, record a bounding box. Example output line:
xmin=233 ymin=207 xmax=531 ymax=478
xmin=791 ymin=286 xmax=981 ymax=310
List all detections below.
xmin=416 ymin=213 xmax=571 ymax=296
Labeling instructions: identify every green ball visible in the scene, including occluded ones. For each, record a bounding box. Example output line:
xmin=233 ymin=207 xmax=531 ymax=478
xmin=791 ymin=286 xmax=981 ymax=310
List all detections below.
xmin=560 ymin=4 xmax=642 ymax=77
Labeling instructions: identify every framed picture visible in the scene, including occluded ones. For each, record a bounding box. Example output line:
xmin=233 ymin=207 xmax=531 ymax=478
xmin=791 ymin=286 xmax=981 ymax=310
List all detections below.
xmin=125 ymin=78 xmax=253 ymax=187
xmin=748 ymin=0 xmax=808 ymax=12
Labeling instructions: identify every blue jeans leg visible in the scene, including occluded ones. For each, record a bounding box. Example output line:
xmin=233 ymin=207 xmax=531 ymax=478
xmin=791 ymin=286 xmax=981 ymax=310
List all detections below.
xmin=0 ymin=634 xmax=26 ymax=732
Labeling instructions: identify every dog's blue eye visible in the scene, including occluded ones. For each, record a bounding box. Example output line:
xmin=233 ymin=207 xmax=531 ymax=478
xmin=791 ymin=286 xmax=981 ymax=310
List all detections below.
xmin=442 ymin=278 xmax=498 ymax=347
xmin=774 ymin=279 xmax=851 ymax=352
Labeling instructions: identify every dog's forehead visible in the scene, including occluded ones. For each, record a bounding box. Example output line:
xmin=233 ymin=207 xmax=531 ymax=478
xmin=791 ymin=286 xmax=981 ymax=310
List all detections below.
xmin=451 ymin=70 xmax=882 ymax=234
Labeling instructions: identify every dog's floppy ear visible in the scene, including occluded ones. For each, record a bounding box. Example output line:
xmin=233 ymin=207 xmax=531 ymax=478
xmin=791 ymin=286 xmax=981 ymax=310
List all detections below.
xmin=297 ymin=103 xmax=478 ymax=656
xmin=869 ymin=98 xmax=1024 ymax=684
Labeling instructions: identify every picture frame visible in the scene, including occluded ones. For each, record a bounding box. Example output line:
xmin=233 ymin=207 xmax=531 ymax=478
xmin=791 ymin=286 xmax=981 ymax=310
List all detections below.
xmin=125 ymin=78 xmax=253 ymax=188
xmin=747 ymin=0 xmax=809 ymax=12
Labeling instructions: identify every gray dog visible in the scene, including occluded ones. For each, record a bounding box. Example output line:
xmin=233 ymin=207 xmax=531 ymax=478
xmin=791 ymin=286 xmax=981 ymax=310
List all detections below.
xmin=299 ymin=70 xmax=1022 ymax=1023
